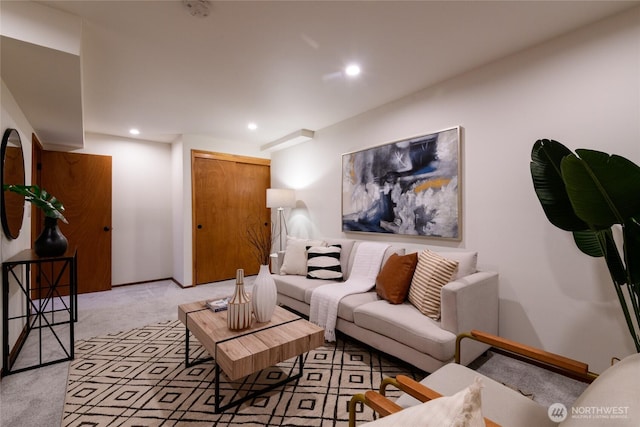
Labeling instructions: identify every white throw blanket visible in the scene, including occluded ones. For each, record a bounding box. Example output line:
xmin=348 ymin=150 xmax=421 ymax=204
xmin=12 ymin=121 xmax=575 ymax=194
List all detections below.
xmin=310 ymin=242 xmax=390 ymax=341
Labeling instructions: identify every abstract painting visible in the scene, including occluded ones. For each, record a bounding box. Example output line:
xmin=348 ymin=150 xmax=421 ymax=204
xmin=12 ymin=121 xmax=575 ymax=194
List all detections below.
xmin=342 ymin=126 xmax=461 ymax=240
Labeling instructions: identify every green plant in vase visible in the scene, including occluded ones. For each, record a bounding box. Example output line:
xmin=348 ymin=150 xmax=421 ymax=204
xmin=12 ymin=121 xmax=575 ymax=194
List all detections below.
xmin=4 ymin=184 xmax=69 ymax=256
xmin=4 ymin=184 xmax=67 ymax=223
xmin=530 ymin=139 xmax=640 ymax=352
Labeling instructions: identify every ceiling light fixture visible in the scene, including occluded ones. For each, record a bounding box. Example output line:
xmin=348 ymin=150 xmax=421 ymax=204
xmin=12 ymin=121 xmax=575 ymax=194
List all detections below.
xmin=345 ymin=64 xmax=361 ymax=77
xmin=248 ymin=123 xmax=258 ymax=131
xmin=129 ymin=128 xmax=140 ymax=135
xmin=261 ymin=129 xmax=315 ymax=152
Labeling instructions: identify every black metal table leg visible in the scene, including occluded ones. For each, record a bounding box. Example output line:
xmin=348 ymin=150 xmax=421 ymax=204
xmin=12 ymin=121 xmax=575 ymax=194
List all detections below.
xmin=213 ymin=353 xmax=305 ymax=413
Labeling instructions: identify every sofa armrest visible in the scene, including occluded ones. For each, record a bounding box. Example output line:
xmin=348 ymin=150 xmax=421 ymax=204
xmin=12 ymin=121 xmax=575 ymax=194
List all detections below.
xmin=440 ymin=271 xmax=499 ymax=364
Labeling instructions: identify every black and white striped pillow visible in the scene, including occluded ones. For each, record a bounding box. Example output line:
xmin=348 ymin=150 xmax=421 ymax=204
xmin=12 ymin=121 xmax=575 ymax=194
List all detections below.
xmin=306 ymin=245 xmax=343 ymax=280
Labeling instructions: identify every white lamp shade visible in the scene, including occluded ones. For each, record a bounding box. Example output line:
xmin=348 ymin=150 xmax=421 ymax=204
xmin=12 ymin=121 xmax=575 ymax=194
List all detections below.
xmin=266 ymin=188 xmax=296 ymax=208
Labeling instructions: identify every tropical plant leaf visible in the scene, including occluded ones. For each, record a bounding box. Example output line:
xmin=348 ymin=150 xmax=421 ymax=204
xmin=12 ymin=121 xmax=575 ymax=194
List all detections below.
xmin=624 ymin=217 xmax=640 ymax=287
xmin=530 ymin=139 xmax=588 ymax=231
xmin=600 ymin=229 xmax=627 ymax=287
xmin=531 ymin=140 xmax=640 ymax=352
xmin=561 ymin=150 xmax=640 ymax=229
xmin=3 ymin=184 xmax=68 ymax=223
xmin=572 ymin=230 xmax=603 ymax=257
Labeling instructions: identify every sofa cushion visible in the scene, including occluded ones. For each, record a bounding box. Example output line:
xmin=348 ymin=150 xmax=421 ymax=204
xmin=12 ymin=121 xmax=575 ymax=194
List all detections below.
xmin=274 ymin=274 xmax=328 ymax=302
xmin=280 ymin=236 xmax=325 ymax=275
xmin=375 ymin=252 xmax=418 ymax=304
xmin=306 ymin=245 xmax=343 ymax=280
xmin=353 ymin=300 xmax=456 ymax=361
xmin=324 ymin=238 xmax=356 ymax=278
xmin=408 ymin=250 xmax=459 ymax=320
xmin=337 ymin=292 xmax=379 ymax=322
xmin=435 ymin=250 xmax=478 ymax=280
xmin=346 ymin=242 xmax=405 ymax=278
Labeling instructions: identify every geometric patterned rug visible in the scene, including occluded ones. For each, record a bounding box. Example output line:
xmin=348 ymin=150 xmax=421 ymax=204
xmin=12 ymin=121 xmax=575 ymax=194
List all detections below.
xmin=63 ymin=319 xmax=426 ymax=426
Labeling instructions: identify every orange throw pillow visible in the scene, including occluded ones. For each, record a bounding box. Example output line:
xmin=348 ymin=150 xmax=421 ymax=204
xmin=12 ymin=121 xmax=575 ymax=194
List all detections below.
xmin=375 ymin=252 xmax=418 ymax=304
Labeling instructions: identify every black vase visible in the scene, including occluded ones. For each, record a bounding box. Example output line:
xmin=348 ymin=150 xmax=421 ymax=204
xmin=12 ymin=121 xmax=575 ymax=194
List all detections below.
xmin=34 ymin=217 xmax=68 ymax=257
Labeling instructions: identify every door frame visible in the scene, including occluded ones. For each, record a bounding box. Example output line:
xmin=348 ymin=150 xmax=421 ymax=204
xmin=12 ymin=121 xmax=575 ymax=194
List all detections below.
xmin=191 ymin=150 xmax=270 ymax=285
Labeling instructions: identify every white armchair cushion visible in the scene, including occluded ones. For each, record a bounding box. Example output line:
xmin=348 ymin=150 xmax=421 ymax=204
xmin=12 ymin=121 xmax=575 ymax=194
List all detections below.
xmin=397 ymin=362 xmax=555 ymax=427
xmin=361 ymin=377 xmax=485 ymax=427
xmin=559 ymin=353 xmax=640 ymax=426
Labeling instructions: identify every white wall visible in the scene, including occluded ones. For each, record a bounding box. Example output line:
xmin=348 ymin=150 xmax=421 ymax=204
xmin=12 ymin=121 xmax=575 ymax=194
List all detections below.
xmin=271 ymin=8 xmax=640 ymax=373
xmin=72 ymin=133 xmax=174 ymax=285
xmin=0 ymin=80 xmax=35 ymax=373
xmin=171 ymin=138 xmax=185 ymax=286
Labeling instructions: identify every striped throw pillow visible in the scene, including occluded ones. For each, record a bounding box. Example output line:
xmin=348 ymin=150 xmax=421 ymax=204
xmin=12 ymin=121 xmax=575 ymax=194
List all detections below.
xmin=306 ymin=245 xmax=343 ymax=280
xmin=408 ymin=250 xmax=459 ymax=320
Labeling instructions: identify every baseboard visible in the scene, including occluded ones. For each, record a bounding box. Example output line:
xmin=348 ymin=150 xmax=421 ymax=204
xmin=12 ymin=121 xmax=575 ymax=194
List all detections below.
xmin=112 ymin=277 xmax=179 ymax=288
xmin=2 ymin=322 xmax=29 ymax=376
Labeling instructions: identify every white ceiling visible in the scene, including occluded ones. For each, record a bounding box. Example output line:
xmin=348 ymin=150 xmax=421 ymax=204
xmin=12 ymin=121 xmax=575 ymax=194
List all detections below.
xmin=4 ymin=1 xmax=639 ymax=148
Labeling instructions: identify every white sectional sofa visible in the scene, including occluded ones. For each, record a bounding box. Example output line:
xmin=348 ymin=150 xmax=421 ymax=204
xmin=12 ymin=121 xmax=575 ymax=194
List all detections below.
xmin=273 ymin=237 xmax=499 ymax=373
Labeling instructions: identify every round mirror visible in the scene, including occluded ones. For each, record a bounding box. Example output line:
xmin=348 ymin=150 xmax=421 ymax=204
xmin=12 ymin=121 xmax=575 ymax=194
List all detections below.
xmin=1 ymin=128 xmax=26 ymax=239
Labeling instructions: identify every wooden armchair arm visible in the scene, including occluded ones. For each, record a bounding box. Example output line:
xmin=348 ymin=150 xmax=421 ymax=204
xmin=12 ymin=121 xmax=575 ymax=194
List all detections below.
xmin=350 ymin=375 xmax=500 ymax=427
xmin=364 ymin=391 xmax=403 ymax=417
xmin=390 ymin=375 xmax=443 ymax=401
xmin=348 ymin=392 xmax=402 ymax=427
xmin=456 ymin=330 xmax=597 ymax=382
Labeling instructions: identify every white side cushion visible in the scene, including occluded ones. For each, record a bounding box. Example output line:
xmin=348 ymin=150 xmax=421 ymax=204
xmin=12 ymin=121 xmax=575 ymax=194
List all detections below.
xmin=436 ymin=251 xmax=478 ymax=280
xmin=279 ymin=237 xmax=325 ymax=275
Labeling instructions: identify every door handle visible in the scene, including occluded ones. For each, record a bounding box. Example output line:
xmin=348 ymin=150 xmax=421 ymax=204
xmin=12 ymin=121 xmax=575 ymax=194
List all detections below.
xmin=197 ymin=224 xmax=203 ymax=229
xmin=104 ymin=226 xmax=111 ymax=232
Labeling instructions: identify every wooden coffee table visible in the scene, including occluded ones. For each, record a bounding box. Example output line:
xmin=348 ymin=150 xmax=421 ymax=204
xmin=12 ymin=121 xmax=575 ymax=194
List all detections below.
xmin=178 ymin=302 xmax=324 ymax=412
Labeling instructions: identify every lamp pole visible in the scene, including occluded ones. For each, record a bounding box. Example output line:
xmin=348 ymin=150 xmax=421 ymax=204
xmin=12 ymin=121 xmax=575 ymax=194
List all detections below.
xmin=277 ymin=207 xmax=287 ymax=252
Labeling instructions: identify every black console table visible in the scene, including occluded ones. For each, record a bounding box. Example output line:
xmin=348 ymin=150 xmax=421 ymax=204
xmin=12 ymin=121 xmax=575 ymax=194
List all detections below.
xmin=2 ymin=248 xmax=77 ymax=376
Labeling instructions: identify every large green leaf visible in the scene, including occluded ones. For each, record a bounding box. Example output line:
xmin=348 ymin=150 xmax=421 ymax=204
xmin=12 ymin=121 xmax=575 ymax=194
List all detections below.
xmin=530 ymin=139 xmax=588 ymax=231
xmin=3 ymin=184 xmax=67 ymax=223
xmin=572 ymin=230 xmax=603 ymax=257
xmin=601 ymin=229 xmax=627 ymax=287
xmin=573 ymin=229 xmax=628 ymax=285
xmin=624 ymin=217 xmax=640 ymax=287
xmin=561 ymin=150 xmax=640 ymax=229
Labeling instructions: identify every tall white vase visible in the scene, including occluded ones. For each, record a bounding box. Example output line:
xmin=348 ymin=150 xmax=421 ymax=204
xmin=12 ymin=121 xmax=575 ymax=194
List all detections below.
xmin=252 ymin=264 xmax=278 ymax=323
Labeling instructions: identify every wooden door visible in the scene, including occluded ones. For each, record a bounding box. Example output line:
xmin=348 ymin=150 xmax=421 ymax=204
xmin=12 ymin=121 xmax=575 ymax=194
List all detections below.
xmin=40 ymin=151 xmax=112 ymax=294
xmin=192 ymin=151 xmax=270 ymax=284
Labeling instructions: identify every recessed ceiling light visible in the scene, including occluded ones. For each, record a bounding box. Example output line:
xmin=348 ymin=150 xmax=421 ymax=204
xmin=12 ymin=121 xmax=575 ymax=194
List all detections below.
xmin=345 ymin=64 xmax=361 ymax=77
xmin=248 ymin=123 xmax=258 ymax=131
xmin=129 ymin=128 xmax=140 ymax=135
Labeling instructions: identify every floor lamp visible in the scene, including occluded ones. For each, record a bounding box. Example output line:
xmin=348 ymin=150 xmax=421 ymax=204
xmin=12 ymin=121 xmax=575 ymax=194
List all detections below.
xmin=266 ymin=188 xmax=296 ymax=252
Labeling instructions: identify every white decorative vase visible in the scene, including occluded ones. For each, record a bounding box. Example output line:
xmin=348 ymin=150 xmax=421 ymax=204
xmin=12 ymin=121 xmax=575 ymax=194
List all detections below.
xmin=251 ymin=264 xmax=278 ymax=323
xmin=227 ymin=269 xmax=252 ymax=330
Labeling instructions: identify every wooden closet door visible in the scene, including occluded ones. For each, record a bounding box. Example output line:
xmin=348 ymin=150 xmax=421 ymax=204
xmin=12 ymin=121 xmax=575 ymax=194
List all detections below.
xmin=192 ymin=151 xmax=270 ymax=285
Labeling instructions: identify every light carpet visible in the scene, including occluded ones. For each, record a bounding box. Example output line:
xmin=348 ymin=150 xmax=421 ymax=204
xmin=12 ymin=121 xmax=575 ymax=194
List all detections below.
xmin=62 ymin=319 xmax=425 ymax=426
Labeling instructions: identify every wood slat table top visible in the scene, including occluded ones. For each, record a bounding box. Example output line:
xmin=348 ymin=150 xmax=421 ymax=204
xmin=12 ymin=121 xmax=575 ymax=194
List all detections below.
xmin=178 ymin=302 xmax=324 ymax=380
